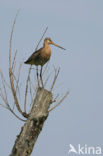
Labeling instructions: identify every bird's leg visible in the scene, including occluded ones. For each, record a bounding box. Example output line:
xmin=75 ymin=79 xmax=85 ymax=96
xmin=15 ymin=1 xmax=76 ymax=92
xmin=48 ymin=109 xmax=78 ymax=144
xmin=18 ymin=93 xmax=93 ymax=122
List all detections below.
xmin=36 ymin=66 xmax=39 ymax=87
xmin=40 ymin=66 xmax=44 ymax=88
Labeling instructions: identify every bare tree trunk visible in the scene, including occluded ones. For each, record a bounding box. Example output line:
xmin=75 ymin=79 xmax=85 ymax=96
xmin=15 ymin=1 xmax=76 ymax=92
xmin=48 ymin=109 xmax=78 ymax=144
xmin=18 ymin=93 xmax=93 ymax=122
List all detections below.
xmin=10 ymin=88 xmax=52 ymax=156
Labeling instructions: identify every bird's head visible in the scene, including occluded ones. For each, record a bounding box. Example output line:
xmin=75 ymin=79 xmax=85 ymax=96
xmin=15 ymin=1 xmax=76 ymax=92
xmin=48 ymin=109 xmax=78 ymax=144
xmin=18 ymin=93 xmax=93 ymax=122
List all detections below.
xmin=44 ymin=38 xmax=52 ymax=44
xmin=44 ymin=37 xmax=66 ymax=50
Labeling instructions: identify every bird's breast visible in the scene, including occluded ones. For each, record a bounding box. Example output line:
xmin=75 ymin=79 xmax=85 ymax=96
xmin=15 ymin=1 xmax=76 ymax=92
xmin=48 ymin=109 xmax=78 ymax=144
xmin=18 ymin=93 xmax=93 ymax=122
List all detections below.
xmin=41 ymin=47 xmax=51 ymax=59
xmin=38 ymin=48 xmax=51 ymax=66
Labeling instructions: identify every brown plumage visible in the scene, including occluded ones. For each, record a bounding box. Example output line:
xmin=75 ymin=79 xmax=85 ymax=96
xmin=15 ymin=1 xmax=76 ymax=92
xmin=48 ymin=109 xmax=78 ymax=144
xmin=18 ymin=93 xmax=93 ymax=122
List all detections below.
xmin=24 ymin=37 xmax=65 ymax=66
xmin=24 ymin=37 xmax=65 ymax=87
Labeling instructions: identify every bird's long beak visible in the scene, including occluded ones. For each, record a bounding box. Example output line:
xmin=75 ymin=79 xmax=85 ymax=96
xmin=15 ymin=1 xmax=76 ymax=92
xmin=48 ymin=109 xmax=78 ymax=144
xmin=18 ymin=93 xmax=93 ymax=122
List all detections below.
xmin=51 ymin=41 xmax=66 ymax=50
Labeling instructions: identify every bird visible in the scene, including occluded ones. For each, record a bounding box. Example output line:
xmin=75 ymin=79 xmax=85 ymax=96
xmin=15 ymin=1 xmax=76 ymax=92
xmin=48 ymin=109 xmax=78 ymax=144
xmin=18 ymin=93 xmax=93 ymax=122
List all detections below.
xmin=24 ymin=37 xmax=65 ymax=87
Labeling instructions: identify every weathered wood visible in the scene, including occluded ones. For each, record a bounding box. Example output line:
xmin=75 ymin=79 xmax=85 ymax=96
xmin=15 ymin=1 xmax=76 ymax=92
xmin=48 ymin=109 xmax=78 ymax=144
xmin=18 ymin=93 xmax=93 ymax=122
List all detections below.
xmin=10 ymin=88 xmax=52 ymax=156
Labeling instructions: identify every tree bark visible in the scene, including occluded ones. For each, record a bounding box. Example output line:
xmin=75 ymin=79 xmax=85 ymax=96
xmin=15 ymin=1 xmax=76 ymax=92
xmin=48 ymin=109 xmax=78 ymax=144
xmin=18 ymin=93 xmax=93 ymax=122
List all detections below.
xmin=10 ymin=87 xmax=52 ymax=156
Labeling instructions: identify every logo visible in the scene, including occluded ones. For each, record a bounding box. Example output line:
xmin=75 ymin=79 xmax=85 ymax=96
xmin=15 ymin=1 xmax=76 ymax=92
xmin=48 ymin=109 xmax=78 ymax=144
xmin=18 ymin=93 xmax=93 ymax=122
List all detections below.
xmin=68 ymin=144 xmax=102 ymax=155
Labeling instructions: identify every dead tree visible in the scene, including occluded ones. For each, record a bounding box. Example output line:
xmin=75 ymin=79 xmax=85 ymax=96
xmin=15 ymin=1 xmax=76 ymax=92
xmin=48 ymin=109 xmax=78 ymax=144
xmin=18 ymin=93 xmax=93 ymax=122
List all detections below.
xmin=0 ymin=12 xmax=69 ymax=156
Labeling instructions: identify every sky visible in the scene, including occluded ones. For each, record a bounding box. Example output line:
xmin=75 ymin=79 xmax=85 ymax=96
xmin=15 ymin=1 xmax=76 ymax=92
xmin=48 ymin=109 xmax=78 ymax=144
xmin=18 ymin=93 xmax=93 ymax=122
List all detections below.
xmin=0 ymin=0 xmax=103 ymax=156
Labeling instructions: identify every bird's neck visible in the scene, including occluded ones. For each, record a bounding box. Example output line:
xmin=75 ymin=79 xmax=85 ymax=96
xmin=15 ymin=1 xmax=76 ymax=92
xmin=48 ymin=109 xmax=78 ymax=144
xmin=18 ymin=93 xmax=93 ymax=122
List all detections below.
xmin=43 ymin=42 xmax=50 ymax=48
xmin=43 ymin=43 xmax=51 ymax=55
xmin=44 ymin=43 xmax=51 ymax=50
